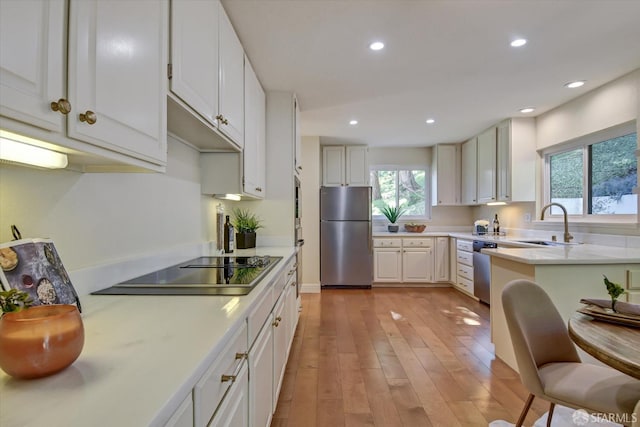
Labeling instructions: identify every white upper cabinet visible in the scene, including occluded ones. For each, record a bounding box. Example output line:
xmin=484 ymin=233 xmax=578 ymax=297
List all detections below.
xmin=169 ymin=0 xmax=219 ymax=125
xmin=0 ymin=0 xmax=65 ymax=133
xmin=293 ymin=97 xmax=302 ymax=176
xmin=243 ymin=57 xmax=266 ymax=198
xmin=461 ymin=137 xmax=478 ymax=205
xmin=0 ymin=0 xmax=168 ymax=171
xmin=497 ymin=118 xmax=536 ymax=202
xmin=322 ymin=145 xmax=368 ymax=186
xmin=68 ymin=0 xmax=167 ymax=165
xmin=476 ymin=126 xmax=497 ymax=203
xmin=322 ymin=146 xmax=346 ymax=186
xmin=431 ymin=144 xmax=460 ymax=205
xmin=218 ymin=2 xmax=244 ymax=147
xmin=168 ymin=0 xmax=244 ymax=149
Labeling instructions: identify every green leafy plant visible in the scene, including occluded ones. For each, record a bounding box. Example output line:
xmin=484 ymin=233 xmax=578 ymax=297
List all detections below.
xmin=380 ymin=204 xmax=406 ymax=224
xmin=603 ymin=275 xmax=626 ymax=312
xmin=232 ymin=208 xmax=264 ymax=233
xmin=0 ymin=289 xmax=33 ymax=315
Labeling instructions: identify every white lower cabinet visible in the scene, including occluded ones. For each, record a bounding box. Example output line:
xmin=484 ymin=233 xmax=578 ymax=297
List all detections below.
xmin=373 ymin=237 xmax=449 ymax=284
xmin=402 ymin=248 xmax=434 ymax=282
xmin=194 ymin=323 xmax=248 ymax=427
xmin=164 ymin=393 xmax=194 ymax=427
xmin=455 ymin=239 xmax=474 ymax=295
xmin=249 ymin=313 xmax=274 ymax=427
xmin=189 ymin=256 xmax=299 ymax=427
xmin=209 ymin=362 xmax=249 ymax=427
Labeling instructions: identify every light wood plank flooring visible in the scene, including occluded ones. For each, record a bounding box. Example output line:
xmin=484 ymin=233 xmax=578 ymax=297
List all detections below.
xmin=272 ymin=287 xmax=548 ymax=427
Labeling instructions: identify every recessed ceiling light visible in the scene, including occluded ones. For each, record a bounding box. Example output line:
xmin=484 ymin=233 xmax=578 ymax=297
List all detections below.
xmin=426 ymin=118 xmax=435 ymax=124
xmin=565 ymin=80 xmax=586 ymax=89
xmin=519 ymin=107 xmax=535 ymax=113
xmin=369 ymin=41 xmax=384 ymax=51
xmin=349 ymin=120 xmax=358 ymax=125
xmin=510 ymin=38 xmax=527 ymax=47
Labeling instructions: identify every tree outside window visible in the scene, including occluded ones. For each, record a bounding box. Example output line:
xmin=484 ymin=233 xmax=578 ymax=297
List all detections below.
xmin=370 ymin=168 xmax=428 ymax=218
xmin=547 ymin=131 xmax=637 ymax=216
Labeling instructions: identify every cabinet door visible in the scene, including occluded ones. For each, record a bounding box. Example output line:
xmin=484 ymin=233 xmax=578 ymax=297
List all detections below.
xmin=272 ymin=292 xmax=288 ymax=412
xmin=0 ymin=0 xmax=65 ymax=132
xmin=322 ymin=146 xmax=346 ymax=186
xmin=68 ymin=0 xmax=167 ymax=165
xmin=249 ymin=317 xmax=273 ymax=427
xmin=374 ymin=248 xmax=402 ymax=282
xmin=210 ymin=362 xmax=249 ymax=427
xmin=461 ymin=138 xmax=477 ymax=205
xmin=170 ymin=0 xmax=219 ymax=125
xmin=402 ymin=248 xmax=433 ymax=282
xmin=434 ymin=237 xmax=449 ymax=282
xmin=218 ymin=3 xmax=244 ymax=147
xmin=496 ymin=120 xmax=511 ymax=202
xmin=293 ymin=96 xmax=302 ymax=175
xmin=346 ymin=146 xmax=369 ymax=186
xmin=243 ymin=57 xmax=266 ymax=198
xmin=164 ymin=393 xmax=194 ymax=427
xmin=433 ymin=144 xmax=460 ymax=205
xmin=476 ymin=127 xmax=497 ymax=203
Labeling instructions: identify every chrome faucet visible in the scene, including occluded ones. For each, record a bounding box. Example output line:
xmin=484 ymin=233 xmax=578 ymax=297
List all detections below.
xmin=540 ymin=203 xmax=573 ymax=243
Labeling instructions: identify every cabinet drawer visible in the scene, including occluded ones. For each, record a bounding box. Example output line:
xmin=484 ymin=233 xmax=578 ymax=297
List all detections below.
xmin=402 ymin=238 xmax=433 ymax=248
xmin=193 ymin=323 xmax=248 ymax=427
xmin=456 ymin=250 xmax=473 ymax=267
xmin=247 ymin=287 xmax=274 ymax=346
xmin=374 ymin=238 xmax=401 ymax=248
xmin=457 ymin=276 xmax=474 ymax=293
xmin=457 ymin=240 xmax=473 ymax=252
xmin=457 ymin=263 xmax=474 ymax=281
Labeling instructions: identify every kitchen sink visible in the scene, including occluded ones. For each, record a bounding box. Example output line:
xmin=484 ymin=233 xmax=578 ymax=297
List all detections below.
xmin=515 ymin=240 xmax=581 ymax=247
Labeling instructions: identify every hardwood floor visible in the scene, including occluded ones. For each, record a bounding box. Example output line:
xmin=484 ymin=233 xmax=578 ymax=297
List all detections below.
xmin=272 ymin=287 xmax=548 ymax=427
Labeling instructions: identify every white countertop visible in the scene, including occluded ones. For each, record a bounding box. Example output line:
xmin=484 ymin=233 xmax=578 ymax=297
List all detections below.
xmin=375 ymin=231 xmax=640 ymax=264
xmin=0 ymin=247 xmax=296 ymax=427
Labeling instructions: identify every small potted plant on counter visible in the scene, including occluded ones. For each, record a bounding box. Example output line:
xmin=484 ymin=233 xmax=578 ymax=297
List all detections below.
xmin=381 ymin=204 xmax=405 ymax=233
xmin=232 ymin=208 xmax=263 ymax=249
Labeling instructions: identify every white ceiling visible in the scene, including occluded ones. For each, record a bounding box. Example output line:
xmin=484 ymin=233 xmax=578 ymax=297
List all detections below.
xmin=221 ymin=0 xmax=640 ymax=147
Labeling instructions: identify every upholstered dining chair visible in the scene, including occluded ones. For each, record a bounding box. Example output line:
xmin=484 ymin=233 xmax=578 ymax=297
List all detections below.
xmin=501 ymin=279 xmax=640 ymax=427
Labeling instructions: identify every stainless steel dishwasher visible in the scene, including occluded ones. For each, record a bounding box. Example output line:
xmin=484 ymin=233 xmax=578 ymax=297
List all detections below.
xmin=473 ymin=240 xmax=497 ymax=305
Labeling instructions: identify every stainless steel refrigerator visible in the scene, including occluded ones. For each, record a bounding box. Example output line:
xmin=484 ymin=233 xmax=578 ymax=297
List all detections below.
xmin=320 ymin=186 xmax=373 ymax=288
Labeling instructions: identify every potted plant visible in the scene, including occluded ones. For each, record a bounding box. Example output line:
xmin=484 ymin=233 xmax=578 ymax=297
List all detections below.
xmin=603 ymin=275 xmax=626 ymax=313
xmin=232 ymin=207 xmax=264 ymax=249
xmin=381 ymin=204 xmax=406 ymax=232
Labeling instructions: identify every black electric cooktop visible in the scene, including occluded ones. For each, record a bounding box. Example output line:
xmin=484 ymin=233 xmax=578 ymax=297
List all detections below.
xmin=92 ymin=256 xmax=281 ymax=296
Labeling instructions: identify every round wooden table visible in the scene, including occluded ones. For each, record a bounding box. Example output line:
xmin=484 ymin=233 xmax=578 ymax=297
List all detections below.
xmin=568 ymin=312 xmax=640 ymax=380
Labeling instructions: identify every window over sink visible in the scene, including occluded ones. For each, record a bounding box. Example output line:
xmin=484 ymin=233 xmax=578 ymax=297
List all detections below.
xmin=369 ymin=166 xmax=430 ymax=219
xmin=544 ymin=121 xmax=637 ymax=218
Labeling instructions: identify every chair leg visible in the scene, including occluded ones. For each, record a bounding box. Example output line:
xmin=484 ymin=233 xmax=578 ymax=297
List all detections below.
xmin=516 ymin=394 xmax=535 ymax=427
xmin=546 ymin=402 xmax=555 ymax=427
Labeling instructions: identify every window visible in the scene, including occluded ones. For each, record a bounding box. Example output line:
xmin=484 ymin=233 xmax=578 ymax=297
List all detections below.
xmin=370 ymin=167 xmax=430 ymax=219
xmin=545 ymin=125 xmax=637 ymax=217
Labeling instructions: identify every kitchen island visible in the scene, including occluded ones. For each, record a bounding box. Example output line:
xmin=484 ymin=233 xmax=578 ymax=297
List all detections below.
xmin=0 ymin=246 xmax=297 ymax=427
xmin=484 ymin=245 xmax=640 ymax=372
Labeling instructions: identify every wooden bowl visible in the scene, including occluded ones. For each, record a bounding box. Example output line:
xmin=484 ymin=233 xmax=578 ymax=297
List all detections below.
xmin=404 ymin=224 xmax=426 ymax=233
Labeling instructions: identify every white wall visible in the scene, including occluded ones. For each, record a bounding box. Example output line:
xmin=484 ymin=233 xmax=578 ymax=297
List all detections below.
xmin=0 ymin=136 xmax=208 ymax=273
xmin=301 ymin=136 xmax=320 ymax=290
xmin=536 ymin=69 xmax=639 ymax=150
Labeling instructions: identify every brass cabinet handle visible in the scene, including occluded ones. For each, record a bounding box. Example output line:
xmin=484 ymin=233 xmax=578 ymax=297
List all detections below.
xmin=255 ymin=187 xmax=262 ymax=192
xmin=235 ymin=352 xmax=248 ymax=360
xmin=221 ymin=374 xmax=236 ymax=383
xmin=79 ymin=110 xmax=97 ymax=125
xmin=50 ymin=98 xmax=71 ymax=115
xmin=215 ymin=114 xmax=229 ymax=125
xmin=272 ymin=320 xmax=279 ymax=327
xmin=276 ymin=316 xmax=282 ymax=322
